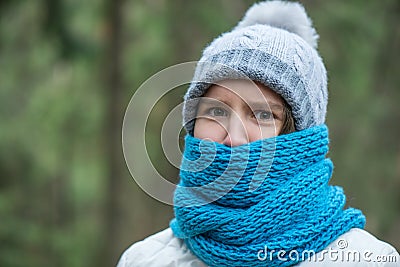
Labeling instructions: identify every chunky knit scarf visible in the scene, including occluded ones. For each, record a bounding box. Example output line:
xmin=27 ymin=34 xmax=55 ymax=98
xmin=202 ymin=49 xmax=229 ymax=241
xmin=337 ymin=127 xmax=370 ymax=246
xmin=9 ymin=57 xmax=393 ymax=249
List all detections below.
xmin=170 ymin=125 xmax=365 ymax=267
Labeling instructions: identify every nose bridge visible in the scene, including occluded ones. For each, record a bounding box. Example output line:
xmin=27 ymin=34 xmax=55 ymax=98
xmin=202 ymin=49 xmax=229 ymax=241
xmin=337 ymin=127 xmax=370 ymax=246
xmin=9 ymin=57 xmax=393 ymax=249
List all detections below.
xmin=224 ymin=110 xmax=248 ymax=147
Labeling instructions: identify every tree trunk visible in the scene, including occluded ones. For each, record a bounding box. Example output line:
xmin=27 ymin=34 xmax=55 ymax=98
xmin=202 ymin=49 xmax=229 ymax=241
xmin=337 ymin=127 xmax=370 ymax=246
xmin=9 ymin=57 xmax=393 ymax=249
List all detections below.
xmin=102 ymin=0 xmax=125 ymax=265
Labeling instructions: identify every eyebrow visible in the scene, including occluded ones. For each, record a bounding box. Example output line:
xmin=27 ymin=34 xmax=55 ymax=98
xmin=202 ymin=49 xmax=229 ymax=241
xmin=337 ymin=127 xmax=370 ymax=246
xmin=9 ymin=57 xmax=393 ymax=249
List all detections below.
xmin=246 ymin=101 xmax=284 ymax=111
xmin=198 ymin=98 xmax=284 ymax=111
xmin=198 ymin=98 xmax=227 ymax=106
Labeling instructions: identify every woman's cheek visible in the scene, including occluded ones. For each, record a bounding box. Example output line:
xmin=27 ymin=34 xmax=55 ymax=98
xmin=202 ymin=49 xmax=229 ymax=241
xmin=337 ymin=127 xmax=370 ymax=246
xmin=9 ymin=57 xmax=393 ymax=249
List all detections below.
xmin=193 ymin=119 xmax=227 ymax=143
xmin=247 ymin=121 xmax=281 ymax=141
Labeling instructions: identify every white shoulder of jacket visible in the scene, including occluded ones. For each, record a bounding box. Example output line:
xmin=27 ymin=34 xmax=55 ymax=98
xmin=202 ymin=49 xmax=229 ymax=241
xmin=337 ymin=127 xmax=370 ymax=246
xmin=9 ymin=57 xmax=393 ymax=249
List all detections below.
xmin=117 ymin=228 xmax=400 ymax=267
xmin=117 ymin=228 xmax=206 ymax=267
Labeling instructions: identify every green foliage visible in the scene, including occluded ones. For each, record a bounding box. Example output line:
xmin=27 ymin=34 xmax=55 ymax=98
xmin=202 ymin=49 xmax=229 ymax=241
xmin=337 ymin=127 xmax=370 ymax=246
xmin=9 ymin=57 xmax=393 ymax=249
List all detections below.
xmin=0 ymin=0 xmax=399 ymax=266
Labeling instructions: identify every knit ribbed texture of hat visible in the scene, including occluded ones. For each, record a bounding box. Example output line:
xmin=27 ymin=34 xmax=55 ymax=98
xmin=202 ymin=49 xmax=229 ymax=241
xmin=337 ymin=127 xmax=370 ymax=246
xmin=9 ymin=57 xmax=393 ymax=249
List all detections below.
xmin=183 ymin=1 xmax=328 ymax=135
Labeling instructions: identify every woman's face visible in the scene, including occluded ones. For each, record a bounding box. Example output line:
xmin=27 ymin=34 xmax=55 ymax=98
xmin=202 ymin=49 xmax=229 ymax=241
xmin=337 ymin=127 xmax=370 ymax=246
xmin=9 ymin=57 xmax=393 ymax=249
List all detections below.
xmin=194 ymin=80 xmax=286 ymax=146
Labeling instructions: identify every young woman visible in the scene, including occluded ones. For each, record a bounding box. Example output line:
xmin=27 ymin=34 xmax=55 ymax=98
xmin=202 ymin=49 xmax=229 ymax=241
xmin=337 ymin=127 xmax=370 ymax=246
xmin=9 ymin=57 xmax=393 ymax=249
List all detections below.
xmin=118 ymin=1 xmax=399 ymax=266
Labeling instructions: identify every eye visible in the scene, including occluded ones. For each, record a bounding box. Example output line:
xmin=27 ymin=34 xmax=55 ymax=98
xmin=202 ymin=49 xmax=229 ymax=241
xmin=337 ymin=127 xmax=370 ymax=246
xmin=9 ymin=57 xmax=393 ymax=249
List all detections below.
xmin=208 ymin=107 xmax=227 ymax=117
xmin=253 ymin=110 xmax=273 ymax=121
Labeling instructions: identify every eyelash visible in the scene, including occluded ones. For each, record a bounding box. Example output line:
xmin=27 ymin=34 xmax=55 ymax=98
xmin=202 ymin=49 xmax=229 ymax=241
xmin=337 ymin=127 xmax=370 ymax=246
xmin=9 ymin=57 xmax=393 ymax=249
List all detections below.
xmin=252 ymin=110 xmax=275 ymax=121
xmin=205 ymin=107 xmax=276 ymax=121
xmin=206 ymin=107 xmax=228 ymax=117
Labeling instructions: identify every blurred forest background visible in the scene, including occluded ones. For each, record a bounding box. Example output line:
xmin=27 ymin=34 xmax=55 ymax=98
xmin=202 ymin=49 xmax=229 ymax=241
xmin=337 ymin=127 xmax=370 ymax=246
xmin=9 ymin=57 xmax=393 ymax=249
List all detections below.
xmin=1 ymin=0 xmax=399 ymax=266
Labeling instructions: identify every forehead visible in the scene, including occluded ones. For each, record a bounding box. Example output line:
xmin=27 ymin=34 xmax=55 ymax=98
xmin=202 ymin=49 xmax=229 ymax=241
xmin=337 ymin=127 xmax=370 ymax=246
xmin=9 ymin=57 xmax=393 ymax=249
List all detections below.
xmin=203 ymin=79 xmax=285 ymax=107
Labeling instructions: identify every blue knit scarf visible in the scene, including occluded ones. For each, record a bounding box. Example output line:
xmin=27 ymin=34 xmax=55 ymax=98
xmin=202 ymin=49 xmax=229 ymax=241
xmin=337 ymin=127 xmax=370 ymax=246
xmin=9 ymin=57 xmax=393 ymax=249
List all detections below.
xmin=170 ymin=125 xmax=365 ymax=267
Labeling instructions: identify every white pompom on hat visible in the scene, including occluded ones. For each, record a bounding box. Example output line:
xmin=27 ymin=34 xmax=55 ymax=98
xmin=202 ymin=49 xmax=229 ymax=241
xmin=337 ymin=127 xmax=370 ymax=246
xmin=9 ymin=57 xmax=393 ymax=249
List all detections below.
xmin=235 ymin=1 xmax=319 ymax=48
xmin=183 ymin=1 xmax=328 ymax=135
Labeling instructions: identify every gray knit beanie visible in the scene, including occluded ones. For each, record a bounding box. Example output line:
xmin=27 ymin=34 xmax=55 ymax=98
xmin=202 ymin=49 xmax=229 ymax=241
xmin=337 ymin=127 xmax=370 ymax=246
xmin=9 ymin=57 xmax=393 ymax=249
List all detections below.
xmin=183 ymin=1 xmax=328 ymax=135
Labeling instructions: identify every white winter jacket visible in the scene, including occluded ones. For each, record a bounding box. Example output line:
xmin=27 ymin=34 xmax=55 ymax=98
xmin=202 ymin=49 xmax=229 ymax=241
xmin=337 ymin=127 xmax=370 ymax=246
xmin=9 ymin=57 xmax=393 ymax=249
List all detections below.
xmin=117 ymin=227 xmax=399 ymax=266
